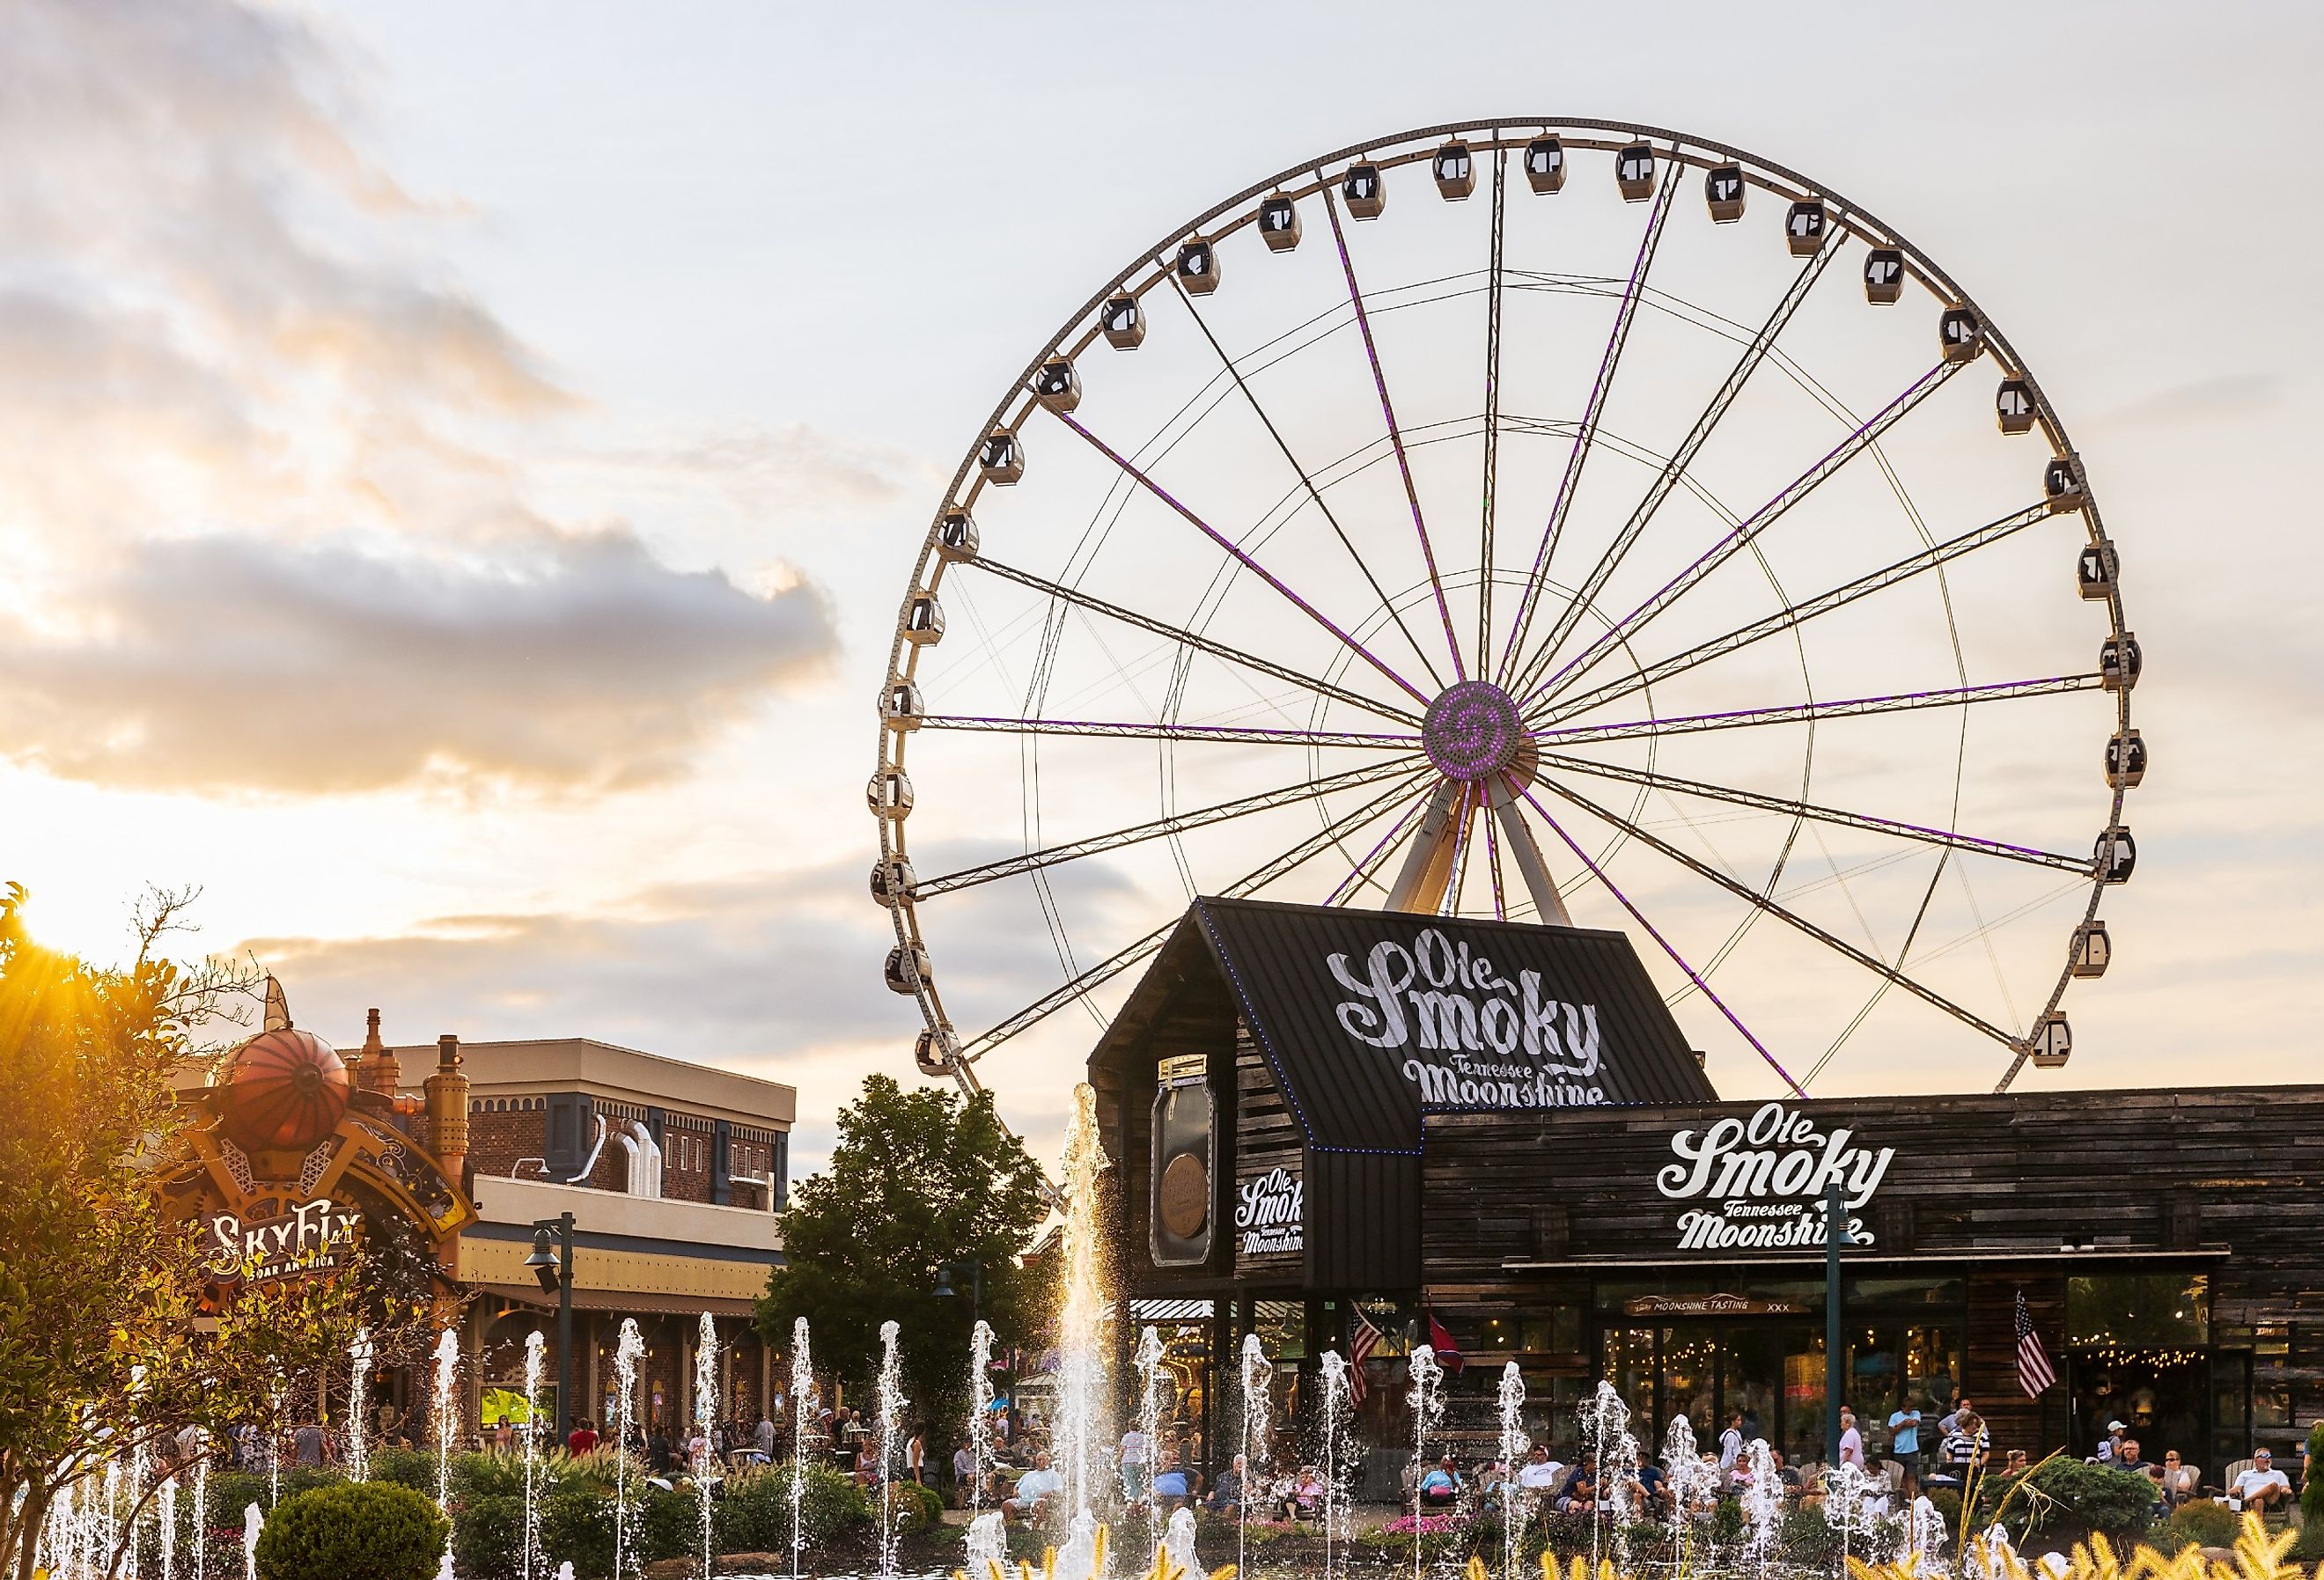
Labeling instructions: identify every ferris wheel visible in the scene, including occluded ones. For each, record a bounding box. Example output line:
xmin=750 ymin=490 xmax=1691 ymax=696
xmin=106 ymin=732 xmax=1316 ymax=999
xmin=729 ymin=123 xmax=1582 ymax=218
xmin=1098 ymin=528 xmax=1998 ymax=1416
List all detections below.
xmin=871 ymin=119 xmax=2140 ymax=1121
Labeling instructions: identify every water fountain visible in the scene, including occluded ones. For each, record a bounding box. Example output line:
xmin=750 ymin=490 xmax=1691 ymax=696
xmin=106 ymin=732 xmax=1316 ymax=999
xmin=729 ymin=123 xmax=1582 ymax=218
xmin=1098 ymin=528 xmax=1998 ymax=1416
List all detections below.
xmin=789 ymin=1317 xmax=813 ymax=1580
xmin=1050 ymin=1084 xmax=1113 ymax=1534
xmin=1237 ymin=1332 xmax=1272 ymax=1580
xmin=967 ymin=1317 xmax=997 ymax=1525
xmin=963 ymin=1510 xmax=1006 ymax=1580
xmin=1496 ymin=1362 xmax=1527 ymax=1580
xmin=522 ymin=1330 xmax=548 ymax=1580
xmin=1404 ymin=1344 xmax=1443 ymax=1580
xmin=191 ymin=1433 xmax=209 ymax=1580
xmin=265 ymin=1378 xmax=284 ymax=1508
xmin=1581 ymin=1379 xmax=1637 ymax=1572
xmin=697 ymin=1312 xmax=723 ymax=1580
xmin=1131 ymin=1326 xmax=1166 ymax=1565
xmin=126 ymin=1437 xmax=146 ymax=1580
xmin=1159 ymin=1507 xmax=1198 ymax=1579
xmin=613 ymin=1317 xmax=646 ymax=1580
xmin=347 ymin=1327 xmax=374 ymax=1483
xmin=239 ymin=1504 xmax=261 ymax=1580
xmin=873 ymin=1319 xmax=906 ymax=1579
xmin=1739 ymin=1437 xmax=1783 ymax=1576
xmin=158 ymin=1473 xmax=176 ymax=1580
xmin=1315 ymin=1351 xmax=1351 ymax=1580
xmin=1659 ymin=1413 xmax=1717 ymax=1574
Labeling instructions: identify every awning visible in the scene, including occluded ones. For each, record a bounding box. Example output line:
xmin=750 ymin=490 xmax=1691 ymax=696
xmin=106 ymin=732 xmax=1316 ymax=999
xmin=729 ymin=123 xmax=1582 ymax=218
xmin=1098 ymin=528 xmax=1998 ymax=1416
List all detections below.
xmin=470 ymin=1282 xmax=761 ymax=1319
xmin=1130 ymin=1297 xmax=1216 ymax=1321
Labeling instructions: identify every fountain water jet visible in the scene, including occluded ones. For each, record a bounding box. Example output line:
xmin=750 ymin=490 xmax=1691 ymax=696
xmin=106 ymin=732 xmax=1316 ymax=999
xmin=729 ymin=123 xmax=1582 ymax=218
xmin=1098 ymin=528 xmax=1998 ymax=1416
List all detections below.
xmin=1237 ymin=1333 xmax=1272 ymax=1580
xmin=1050 ymin=1084 xmax=1113 ymax=1536
xmin=1132 ymin=1326 xmax=1166 ymax=1565
xmin=521 ymin=1330 xmax=547 ymax=1580
xmin=348 ymin=1327 xmax=374 ymax=1483
xmin=612 ymin=1317 xmax=645 ymax=1580
xmin=1316 ymin=1351 xmax=1352 ymax=1580
xmin=1160 ymin=1508 xmax=1197 ymax=1579
xmin=696 ymin=1313 xmax=722 ymax=1580
xmin=967 ymin=1319 xmax=997 ymax=1526
xmin=1405 ymin=1345 xmax=1444 ymax=1580
xmin=430 ymin=1328 xmax=460 ymax=1520
xmin=873 ymin=1319 xmax=907 ymax=1579
xmin=157 ymin=1474 xmax=175 ymax=1580
xmin=1739 ymin=1437 xmax=1783 ymax=1576
xmin=788 ymin=1318 xmax=812 ymax=1580
xmin=963 ymin=1511 xmax=1006 ymax=1579
xmin=240 ymin=1505 xmax=261 ymax=1580
xmin=1659 ymin=1413 xmax=1718 ymax=1573
xmin=1581 ymin=1379 xmax=1636 ymax=1573
xmin=1496 ymin=1363 xmax=1528 ymax=1580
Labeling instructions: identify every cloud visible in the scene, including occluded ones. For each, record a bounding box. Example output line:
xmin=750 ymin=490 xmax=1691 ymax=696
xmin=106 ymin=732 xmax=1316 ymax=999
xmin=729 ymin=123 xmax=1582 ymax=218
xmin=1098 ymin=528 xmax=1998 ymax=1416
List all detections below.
xmin=0 ymin=528 xmax=836 ymax=793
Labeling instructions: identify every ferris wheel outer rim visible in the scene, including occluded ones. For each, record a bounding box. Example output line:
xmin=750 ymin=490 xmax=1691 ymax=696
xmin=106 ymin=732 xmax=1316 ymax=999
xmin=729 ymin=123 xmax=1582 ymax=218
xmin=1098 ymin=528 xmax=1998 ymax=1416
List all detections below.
xmin=872 ymin=116 xmax=2132 ymax=1108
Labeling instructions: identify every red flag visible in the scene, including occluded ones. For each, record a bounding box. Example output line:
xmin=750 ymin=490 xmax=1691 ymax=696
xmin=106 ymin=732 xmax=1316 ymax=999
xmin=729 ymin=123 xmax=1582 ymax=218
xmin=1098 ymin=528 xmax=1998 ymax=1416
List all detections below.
xmin=1348 ymin=1310 xmax=1383 ymax=1405
xmin=1428 ymin=1312 xmax=1464 ymax=1375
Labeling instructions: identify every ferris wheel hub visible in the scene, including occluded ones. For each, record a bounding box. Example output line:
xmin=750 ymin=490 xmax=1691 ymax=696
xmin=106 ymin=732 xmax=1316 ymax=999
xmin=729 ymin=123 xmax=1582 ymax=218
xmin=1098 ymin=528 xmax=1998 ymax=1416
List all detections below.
xmin=1422 ymin=680 xmax=1533 ymax=785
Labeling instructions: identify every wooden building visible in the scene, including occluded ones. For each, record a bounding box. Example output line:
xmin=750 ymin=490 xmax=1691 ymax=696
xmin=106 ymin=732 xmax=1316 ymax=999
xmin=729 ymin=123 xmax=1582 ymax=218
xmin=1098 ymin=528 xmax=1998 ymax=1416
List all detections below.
xmin=1094 ymin=898 xmax=2323 ymax=1493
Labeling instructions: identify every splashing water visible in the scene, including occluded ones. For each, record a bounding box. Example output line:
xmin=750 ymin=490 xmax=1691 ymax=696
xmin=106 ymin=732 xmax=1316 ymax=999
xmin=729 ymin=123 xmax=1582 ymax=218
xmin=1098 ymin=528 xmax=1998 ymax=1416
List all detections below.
xmin=264 ymin=1377 xmax=283 ymax=1510
xmin=964 ymin=1510 xmax=1006 ymax=1577
xmin=1057 ymin=1510 xmax=1102 ymax=1580
xmin=1051 ymin=1084 xmax=1113 ymax=1532
xmin=1660 ymin=1413 xmax=1718 ymax=1572
xmin=1497 ymin=1363 xmax=1528 ymax=1580
xmin=1739 ymin=1437 xmax=1783 ymax=1576
xmin=191 ymin=1436 xmax=209 ymax=1580
xmin=1583 ymin=1379 xmax=1636 ymax=1572
xmin=157 ymin=1474 xmax=176 ymax=1580
xmin=874 ymin=1319 xmax=907 ymax=1579
xmin=1406 ymin=1345 xmax=1444 ymax=1580
xmin=612 ymin=1317 xmax=646 ymax=1580
xmin=1161 ymin=1508 xmax=1198 ymax=1579
xmin=240 ymin=1504 xmax=261 ymax=1580
xmin=696 ymin=1313 xmax=722 ymax=1580
xmin=1132 ymin=1326 xmax=1167 ymax=1564
xmin=1237 ymin=1333 xmax=1272 ymax=1580
xmin=967 ymin=1318 xmax=997 ymax=1526
xmin=127 ymin=1437 xmax=146 ymax=1580
xmin=789 ymin=1318 xmax=813 ymax=1580
xmin=522 ymin=1330 xmax=547 ymax=1580
xmin=348 ymin=1327 xmax=374 ymax=1483
xmin=429 ymin=1330 xmax=460 ymax=1519
xmin=1910 ymin=1493 xmax=1950 ymax=1562
xmin=1316 ymin=1351 xmax=1352 ymax=1580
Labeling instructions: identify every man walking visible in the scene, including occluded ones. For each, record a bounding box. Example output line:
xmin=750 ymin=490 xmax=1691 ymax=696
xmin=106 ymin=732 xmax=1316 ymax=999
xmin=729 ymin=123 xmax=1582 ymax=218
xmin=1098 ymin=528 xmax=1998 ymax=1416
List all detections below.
xmin=1887 ymin=1402 xmax=1923 ymax=1495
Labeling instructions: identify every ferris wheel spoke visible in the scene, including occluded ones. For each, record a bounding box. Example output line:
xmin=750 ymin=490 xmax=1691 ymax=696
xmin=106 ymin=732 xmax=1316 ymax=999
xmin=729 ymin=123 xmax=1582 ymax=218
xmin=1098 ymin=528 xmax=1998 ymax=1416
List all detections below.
xmin=1531 ymin=672 xmax=2106 ymax=750
xmin=1532 ymin=749 xmax=2092 ymax=874
xmin=1048 ymin=408 xmax=1432 ymax=707
xmin=1320 ymin=185 xmax=1466 ymax=680
xmin=1496 ymin=154 xmax=1682 ymax=686
xmin=1526 ymin=775 xmax=2026 ymax=1052
xmin=1521 ymin=356 xmax=1969 ymax=708
xmin=914 ymin=756 xmax=1430 ymax=898
xmin=968 ymin=556 xmax=1423 ymax=729
xmin=1169 ymin=278 xmax=1450 ymax=694
xmin=1477 ymin=143 xmax=1508 ymax=679
xmin=1510 ymin=777 xmax=1806 ymax=1097
xmin=1534 ymin=501 xmax=2055 ymax=731
xmin=1508 ymin=237 xmax=1841 ymax=700
xmin=1324 ymin=778 xmax=1441 ymax=906
xmin=956 ymin=769 xmax=1437 ymax=1062
xmin=919 ymin=714 xmax=1420 ymax=749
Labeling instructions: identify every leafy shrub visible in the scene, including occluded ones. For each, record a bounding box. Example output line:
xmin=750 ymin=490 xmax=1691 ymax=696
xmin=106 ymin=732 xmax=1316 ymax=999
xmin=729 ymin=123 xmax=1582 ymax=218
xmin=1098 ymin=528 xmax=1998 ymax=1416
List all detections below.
xmin=1779 ymin=1503 xmax=1841 ymax=1569
xmin=1923 ymin=1486 xmax=1962 ymax=1531
xmin=2306 ymin=1423 xmax=2324 ymax=1532
xmin=639 ymin=1483 xmax=698 ymax=1562
xmin=2167 ymin=1498 xmax=2240 ymax=1551
xmin=540 ymin=1482 xmax=617 ymax=1579
xmin=452 ymin=1491 xmax=525 ymax=1577
xmin=1708 ymin=1495 xmax=1744 ymax=1547
xmin=881 ymin=1478 xmax=946 ymax=1534
xmin=369 ymin=1448 xmax=441 ymax=1495
xmin=451 ymin=1449 xmax=531 ymax=1500
xmin=712 ymin=1462 xmax=871 ymax=1556
xmin=1979 ymin=1459 xmax=2160 ymax=1540
xmin=253 ymin=1481 xmax=448 ymax=1580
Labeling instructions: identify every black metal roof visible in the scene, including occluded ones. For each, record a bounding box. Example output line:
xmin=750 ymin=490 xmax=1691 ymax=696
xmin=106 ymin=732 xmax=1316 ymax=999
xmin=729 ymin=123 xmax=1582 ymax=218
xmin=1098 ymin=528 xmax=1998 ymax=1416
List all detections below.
xmin=1089 ymin=898 xmax=1718 ymax=1157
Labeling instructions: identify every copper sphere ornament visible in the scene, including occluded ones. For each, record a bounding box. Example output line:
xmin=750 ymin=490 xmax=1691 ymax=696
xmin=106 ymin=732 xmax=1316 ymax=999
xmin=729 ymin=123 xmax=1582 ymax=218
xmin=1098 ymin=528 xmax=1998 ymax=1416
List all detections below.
xmin=219 ymin=1028 xmax=350 ymax=1152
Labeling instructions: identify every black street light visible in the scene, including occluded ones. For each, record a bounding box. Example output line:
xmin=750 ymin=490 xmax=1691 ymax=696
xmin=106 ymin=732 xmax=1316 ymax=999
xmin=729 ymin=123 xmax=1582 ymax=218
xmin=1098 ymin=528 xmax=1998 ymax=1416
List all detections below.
xmin=934 ymin=1257 xmax=984 ymax=1331
xmin=526 ymin=1212 xmax=576 ymax=1443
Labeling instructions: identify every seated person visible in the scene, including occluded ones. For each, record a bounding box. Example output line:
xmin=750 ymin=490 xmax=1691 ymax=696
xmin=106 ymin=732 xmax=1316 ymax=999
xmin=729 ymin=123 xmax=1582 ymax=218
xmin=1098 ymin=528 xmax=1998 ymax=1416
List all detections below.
xmin=1282 ymin=1466 xmax=1324 ymax=1522
xmin=1516 ymin=1445 xmax=1565 ymax=1494
xmin=1772 ymin=1450 xmax=1803 ymax=1495
xmin=1635 ymin=1462 xmax=1674 ymax=1519
xmin=2115 ymin=1440 xmax=2159 ymax=1483
xmin=1002 ymin=1451 xmax=1062 ymax=1523
xmin=2159 ymin=1451 xmax=2200 ymax=1508
xmin=1150 ymin=1448 xmax=1192 ymax=1510
xmin=1555 ymin=1455 xmax=1597 ymax=1515
xmin=2231 ymin=1450 xmax=2292 ymax=1513
xmin=1417 ymin=1454 xmax=1462 ymax=1509
xmin=1205 ymin=1453 xmax=1247 ymax=1516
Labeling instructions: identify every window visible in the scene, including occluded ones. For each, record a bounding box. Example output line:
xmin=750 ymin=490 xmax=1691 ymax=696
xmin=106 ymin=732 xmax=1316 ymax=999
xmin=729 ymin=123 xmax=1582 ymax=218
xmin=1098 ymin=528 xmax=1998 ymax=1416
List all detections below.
xmin=2067 ymin=1274 xmax=2210 ymax=1347
xmin=1519 ymin=1307 xmax=1584 ymax=1355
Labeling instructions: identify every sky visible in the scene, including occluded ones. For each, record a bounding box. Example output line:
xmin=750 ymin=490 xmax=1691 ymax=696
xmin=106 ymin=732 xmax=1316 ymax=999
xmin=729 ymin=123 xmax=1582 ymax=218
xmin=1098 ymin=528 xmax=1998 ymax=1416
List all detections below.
xmin=4 ymin=0 xmax=2320 ymax=1179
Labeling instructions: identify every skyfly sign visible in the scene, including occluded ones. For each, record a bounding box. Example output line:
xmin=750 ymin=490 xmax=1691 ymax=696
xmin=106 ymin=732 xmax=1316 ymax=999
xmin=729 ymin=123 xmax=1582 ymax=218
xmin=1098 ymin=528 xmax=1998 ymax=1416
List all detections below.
xmin=1192 ymin=898 xmax=1717 ymax=1143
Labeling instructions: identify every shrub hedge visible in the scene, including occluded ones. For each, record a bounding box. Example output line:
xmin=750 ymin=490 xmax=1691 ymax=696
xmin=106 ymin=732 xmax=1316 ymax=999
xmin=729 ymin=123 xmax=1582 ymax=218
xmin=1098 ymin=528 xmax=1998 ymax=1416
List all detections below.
xmin=253 ymin=1481 xmax=449 ymax=1580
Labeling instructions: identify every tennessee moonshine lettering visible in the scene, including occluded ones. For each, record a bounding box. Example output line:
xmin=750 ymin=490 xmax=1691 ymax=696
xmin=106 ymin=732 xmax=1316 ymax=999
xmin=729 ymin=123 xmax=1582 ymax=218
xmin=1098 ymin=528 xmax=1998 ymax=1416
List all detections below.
xmin=1656 ymin=1102 xmax=1895 ymax=1250
xmin=1235 ymin=1167 xmax=1303 ymax=1255
xmin=1326 ymin=928 xmax=1607 ymax=1108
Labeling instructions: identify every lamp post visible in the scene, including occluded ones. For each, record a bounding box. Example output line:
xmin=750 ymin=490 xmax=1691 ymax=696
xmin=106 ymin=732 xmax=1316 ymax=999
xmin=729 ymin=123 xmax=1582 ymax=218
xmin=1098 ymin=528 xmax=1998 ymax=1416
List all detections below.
xmin=1825 ymin=1180 xmax=1851 ymax=1468
xmin=526 ymin=1213 xmax=576 ymax=1443
xmin=934 ymin=1257 xmax=984 ymax=1331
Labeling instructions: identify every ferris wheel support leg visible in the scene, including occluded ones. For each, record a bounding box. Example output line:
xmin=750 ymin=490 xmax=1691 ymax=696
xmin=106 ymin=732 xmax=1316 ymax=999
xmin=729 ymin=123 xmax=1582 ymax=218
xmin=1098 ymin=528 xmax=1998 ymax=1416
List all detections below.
xmin=1487 ymin=777 xmax=1573 ymax=927
xmin=1385 ymin=780 xmax=1465 ymax=915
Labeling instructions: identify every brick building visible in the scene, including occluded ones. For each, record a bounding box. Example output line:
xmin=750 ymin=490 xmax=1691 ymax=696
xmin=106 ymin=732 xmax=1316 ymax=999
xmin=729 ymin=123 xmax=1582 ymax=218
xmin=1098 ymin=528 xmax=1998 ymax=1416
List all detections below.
xmin=357 ymin=1022 xmax=796 ymax=1444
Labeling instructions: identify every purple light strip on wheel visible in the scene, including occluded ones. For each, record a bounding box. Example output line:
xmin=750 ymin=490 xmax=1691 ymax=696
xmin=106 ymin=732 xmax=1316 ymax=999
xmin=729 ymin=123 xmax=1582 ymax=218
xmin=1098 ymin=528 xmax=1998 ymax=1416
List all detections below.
xmin=1519 ymin=362 xmax=1952 ymax=709
xmin=1514 ymin=777 xmax=1807 ymax=1099
xmin=1052 ymin=410 xmax=1431 ymax=708
xmin=922 ymin=714 xmax=1421 ymax=750
xmin=1527 ymin=674 xmax=2098 ymax=749
xmin=1321 ymin=186 xmax=1467 ymax=681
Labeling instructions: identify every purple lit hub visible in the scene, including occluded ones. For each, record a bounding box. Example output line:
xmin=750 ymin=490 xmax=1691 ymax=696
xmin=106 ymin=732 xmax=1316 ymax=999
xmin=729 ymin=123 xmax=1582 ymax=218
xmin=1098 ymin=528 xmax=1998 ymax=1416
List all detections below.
xmin=1423 ymin=681 xmax=1526 ymax=783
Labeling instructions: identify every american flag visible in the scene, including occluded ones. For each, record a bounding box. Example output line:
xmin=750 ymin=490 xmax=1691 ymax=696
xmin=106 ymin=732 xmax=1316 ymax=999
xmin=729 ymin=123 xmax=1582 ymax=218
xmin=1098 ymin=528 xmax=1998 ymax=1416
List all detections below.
xmin=1347 ymin=1309 xmax=1384 ymax=1405
xmin=2016 ymin=1289 xmax=2057 ymax=1397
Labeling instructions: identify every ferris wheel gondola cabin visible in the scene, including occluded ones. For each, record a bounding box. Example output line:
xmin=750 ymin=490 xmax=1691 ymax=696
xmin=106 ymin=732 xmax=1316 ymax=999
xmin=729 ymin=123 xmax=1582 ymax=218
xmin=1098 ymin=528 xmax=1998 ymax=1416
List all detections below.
xmin=1342 ymin=162 xmax=1387 ymax=218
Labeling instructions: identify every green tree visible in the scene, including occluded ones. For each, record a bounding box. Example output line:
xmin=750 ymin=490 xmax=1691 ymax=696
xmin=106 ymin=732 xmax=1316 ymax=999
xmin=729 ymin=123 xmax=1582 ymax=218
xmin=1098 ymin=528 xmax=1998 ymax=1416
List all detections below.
xmin=0 ymin=885 xmax=382 ymax=1580
xmin=756 ymin=1075 xmax=1048 ymax=1435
